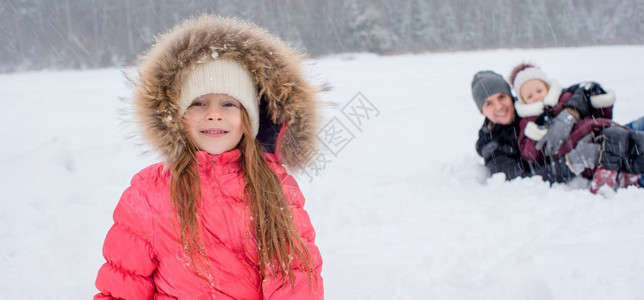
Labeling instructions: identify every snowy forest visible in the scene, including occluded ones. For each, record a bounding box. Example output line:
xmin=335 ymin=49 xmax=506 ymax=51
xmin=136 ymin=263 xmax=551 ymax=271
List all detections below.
xmin=3 ymin=1 xmax=644 ymax=298
xmin=2 ymin=0 xmax=644 ymax=73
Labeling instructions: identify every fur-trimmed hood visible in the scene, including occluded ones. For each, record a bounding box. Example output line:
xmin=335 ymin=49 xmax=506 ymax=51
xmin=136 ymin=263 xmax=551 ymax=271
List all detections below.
xmin=133 ymin=15 xmax=322 ymax=171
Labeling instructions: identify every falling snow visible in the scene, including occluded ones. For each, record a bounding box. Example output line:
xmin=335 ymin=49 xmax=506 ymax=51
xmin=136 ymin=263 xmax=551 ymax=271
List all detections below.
xmin=1 ymin=46 xmax=644 ymax=299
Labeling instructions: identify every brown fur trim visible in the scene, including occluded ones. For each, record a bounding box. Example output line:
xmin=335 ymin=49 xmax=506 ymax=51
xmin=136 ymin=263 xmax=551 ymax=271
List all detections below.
xmin=133 ymin=15 xmax=321 ymax=171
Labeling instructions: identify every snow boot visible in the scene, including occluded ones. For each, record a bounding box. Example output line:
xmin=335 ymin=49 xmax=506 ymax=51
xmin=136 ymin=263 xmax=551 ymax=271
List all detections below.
xmin=590 ymin=167 xmax=618 ymax=194
xmin=617 ymin=172 xmax=642 ymax=189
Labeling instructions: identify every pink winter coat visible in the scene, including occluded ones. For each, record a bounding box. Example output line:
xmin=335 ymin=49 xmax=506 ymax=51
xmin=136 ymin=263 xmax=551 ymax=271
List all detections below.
xmin=95 ymin=150 xmax=323 ymax=299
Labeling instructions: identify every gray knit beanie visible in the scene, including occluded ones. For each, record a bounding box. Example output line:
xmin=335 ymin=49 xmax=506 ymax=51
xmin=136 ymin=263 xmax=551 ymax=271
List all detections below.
xmin=471 ymin=71 xmax=513 ymax=112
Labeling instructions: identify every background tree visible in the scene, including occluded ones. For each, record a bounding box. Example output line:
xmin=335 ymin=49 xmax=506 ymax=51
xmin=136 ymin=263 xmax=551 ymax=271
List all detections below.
xmin=1 ymin=0 xmax=643 ymax=73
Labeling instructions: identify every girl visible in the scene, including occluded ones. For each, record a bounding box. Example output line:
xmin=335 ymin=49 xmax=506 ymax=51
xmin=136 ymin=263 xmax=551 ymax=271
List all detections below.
xmin=509 ymin=63 xmax=643 ymax=193
xmin=95 ymin=15 xmax=324 ymax=299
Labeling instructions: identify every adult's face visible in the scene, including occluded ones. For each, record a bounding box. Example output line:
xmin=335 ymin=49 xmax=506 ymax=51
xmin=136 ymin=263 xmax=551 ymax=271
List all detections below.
xmin=481 ymin=93 xmax=515 ymax=125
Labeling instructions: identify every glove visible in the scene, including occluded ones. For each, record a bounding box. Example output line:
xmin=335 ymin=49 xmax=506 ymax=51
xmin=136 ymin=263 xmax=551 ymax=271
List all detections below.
xmin=480 ymin=141 xmax=499 ymax=159
xmin=535 ymin=110 xmax=577 ymax=156
xmin=565 ymin=134 xmax=600 ymax=175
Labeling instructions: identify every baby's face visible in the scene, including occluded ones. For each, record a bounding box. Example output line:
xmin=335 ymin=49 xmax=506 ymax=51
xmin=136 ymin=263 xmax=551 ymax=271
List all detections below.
xmin=519 ymin=79 xmax=549 ymax=104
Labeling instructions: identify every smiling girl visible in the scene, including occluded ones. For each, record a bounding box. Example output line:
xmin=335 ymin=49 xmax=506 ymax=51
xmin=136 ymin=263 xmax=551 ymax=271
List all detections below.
xmin=94 ymin=15 xmax=324 ymax=299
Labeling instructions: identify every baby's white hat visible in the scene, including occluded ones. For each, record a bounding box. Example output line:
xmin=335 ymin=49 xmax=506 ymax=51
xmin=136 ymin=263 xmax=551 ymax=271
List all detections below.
xmin=512 ymin=67 xmax=549 ymax=93
xmin=179 ymin=58 xmax=259 ymax=137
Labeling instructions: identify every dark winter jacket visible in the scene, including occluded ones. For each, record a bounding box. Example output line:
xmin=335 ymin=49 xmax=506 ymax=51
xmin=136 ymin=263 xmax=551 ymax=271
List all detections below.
xmin=476 ymin=116 xmax=574 ymax=183
xmin=597 ymin=126 xmax=644 ymax=174
xmin=515 ymin=80 xmax=616 ymax=163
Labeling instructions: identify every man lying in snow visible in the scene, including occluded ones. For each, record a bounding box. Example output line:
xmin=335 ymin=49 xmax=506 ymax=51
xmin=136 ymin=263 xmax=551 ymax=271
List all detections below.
xmin=471 ymin=70 xmax=644 ymax=191
xmin=471 ymin=70 xmax=575 ymax=184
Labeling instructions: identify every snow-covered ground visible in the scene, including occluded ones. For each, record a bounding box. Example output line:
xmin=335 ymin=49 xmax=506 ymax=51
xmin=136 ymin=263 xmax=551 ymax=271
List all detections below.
xmin=1 ymin=46 xmax=643 ymax=299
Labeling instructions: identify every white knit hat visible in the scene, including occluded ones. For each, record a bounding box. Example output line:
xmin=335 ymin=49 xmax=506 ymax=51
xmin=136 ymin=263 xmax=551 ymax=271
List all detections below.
xmin=512 ymin=67 xmax=549 ymax=102
xmin=179 ymin=58 xmax=259 ymax=137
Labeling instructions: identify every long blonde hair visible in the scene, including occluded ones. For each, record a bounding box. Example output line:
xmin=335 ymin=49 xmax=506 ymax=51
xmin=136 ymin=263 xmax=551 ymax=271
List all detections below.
xmin=170 ymin=105 xmax=315 ymax=288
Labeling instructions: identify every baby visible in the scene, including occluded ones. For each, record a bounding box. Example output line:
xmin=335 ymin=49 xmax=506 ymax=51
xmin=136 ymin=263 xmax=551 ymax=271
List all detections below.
xmin=510 ymin=63 xmax=642 ymax=193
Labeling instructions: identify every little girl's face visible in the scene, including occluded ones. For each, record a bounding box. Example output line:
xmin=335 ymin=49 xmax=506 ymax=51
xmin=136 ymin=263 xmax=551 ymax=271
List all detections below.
xmin=183 ymin=93 xmax=244 ymax=155
xmin=519 ymin=79 xmax=549 ymax=104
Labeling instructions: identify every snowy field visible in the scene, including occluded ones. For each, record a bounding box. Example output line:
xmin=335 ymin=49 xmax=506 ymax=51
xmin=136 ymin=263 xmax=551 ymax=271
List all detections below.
xmin=1 ymin=46 xmax=644 ymax=299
